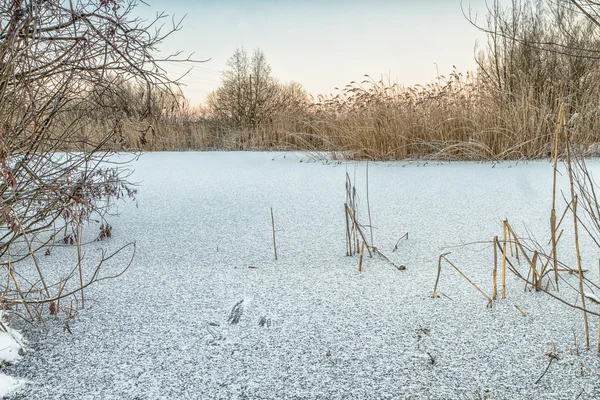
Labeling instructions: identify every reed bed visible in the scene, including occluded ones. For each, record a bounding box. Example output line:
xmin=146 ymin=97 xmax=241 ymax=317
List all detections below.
xmin=57 ymin=67 xmax=600 ymax=161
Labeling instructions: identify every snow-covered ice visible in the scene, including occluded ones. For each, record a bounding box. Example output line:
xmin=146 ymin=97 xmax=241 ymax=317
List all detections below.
xmin=4 ymin=152 xmax=600 ymax=399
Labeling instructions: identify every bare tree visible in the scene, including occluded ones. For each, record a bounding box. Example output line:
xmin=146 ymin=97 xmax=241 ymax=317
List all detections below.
xmin=0 ymin=0 xmax=193 ymax=319
xmin=207 ymin=48 xmax=308 ymax=131
xmin=466 ymin=0 xmax=600 ymax=106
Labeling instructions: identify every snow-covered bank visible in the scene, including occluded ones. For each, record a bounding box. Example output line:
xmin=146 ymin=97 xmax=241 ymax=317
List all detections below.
xmin=0 ymin=314 xmax=26 ymax=397
xmin=5 ymin=152 xmax=600 ymax=399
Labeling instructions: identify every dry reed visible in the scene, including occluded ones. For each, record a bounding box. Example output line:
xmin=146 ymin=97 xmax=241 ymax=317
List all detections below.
xmin=271 ymin=208 xmax=278 ymax=261
xmin=57 ymin=66 xmax=600 ymax=161
xmin=432 ymin=253 xmax=492 ymax=306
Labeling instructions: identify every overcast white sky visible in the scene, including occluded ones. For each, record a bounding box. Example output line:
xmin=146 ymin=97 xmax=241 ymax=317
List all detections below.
xmin=139 ymin=1 xmax=490 ymax=105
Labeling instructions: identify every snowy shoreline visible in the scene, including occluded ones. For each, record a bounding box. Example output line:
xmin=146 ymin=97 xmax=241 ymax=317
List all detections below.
xmin=0 ymin=313 xmax=26 ymax=396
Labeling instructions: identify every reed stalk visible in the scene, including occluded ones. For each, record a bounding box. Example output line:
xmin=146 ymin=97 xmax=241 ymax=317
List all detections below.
xmin=493 ymin=236 xmax=498 ymax=300
xmin=358 ymin=242 xmax=365 ymax=272
xmin=271 ymin=207 xmax=278 ymax=261
xmin=345 ymin=205 xmax=353 ymax=256
xmin=502 ymin=220 xmax=507 ymax=299
xmin=550 ymin=105 xmax=563 ymax=289
xmin=565 ymin=130 xmax=590 ymax=347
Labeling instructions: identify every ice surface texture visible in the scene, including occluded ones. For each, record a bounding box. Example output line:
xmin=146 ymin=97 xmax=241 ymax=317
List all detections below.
xmin=6 ymin=152 xmax=600 ymax=399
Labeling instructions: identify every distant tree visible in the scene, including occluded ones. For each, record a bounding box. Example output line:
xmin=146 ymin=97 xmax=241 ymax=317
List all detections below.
xmin=208 ymin=48 xmax=308 ymax=129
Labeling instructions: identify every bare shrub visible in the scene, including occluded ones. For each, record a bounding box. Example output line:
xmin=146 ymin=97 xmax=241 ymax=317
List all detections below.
xmin=0 ymin=0 xmax=190 ymax=319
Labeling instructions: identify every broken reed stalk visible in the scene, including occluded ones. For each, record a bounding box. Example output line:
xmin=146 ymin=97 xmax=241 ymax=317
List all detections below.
xmin=75 ymin=204 xmax=85 ymax=309
xmin=431 ymin=253 xmax=447 ymax=298
xmin=532 ymin=251 xmax=540 ymax=291
xmin=507 ymin=221 xmax=514 ymax=257
xmin=505 ymin=222 xmax=540 ymax=285
xmin=506 ymin=221 xmax=562 ymax=293
xmin=493 ymin=236 xmax=498 ymax=300
xmin=555 ymin=200 xmax=571 ymax=234
xmin=510 ymin=225 xmax=520 ymax=265
xmin=345 ymin=204 xmax=352 ymax=256
xmin=345 ymin=172 xmax=360 ymax=254
xmin=366 ymin=161 xmax=374 ymax=245
xmin=502 ymin=220 xmax=507 ymax=299
xmin=566 ymin=138 xmax=590 ymax=349
xmin=493 ymin=239 xmax=600 ymax=317
xmin=358 ymin=241 xmax=365 ymax=272
xmin=349 ymin=172 xmax=360 ymax=254
xmin=344 ymin=203 xmax=373 ymax=257
xmin=432 ymin=253 xmax=492 ymax=305
xmin=271 ymin=207 xmax=278 ymax=260
xmin=535 ymin=226 xmax=568 ymax=292
xmin=392 ymin=233 xmax=408 ymax=252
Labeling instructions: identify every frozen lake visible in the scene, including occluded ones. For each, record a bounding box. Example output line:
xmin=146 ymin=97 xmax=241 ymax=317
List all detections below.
xmin=6 ymin=152 xmax=600 ymax=399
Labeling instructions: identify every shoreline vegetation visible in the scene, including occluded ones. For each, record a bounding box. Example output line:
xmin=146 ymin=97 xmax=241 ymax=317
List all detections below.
xmin=73 ymin=69 xmax=600 ymax=161
xmin=62 ymin=1 xmax=600 ymax=161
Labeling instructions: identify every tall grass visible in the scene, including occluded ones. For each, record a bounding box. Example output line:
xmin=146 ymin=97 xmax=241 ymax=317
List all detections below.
xmin=65 ymin=66 xmax=600 ymax=161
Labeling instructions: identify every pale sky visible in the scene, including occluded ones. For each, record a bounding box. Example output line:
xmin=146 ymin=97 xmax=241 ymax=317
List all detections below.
xmin=139 ymin=1 xmax=490 ymax=105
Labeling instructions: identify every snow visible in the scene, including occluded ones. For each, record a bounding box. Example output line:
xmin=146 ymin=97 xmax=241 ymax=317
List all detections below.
xmin=4 ymin=152 xmax=600 ymax=399
xmin=0 ymin=313 xmax=26 ymax=397
xmin=0 ymin=375 xmax=23 ymax=398
xmin=585 ymin=293 xmax=600 ymax=305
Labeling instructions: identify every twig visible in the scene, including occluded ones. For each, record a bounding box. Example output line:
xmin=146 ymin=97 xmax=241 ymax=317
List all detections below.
xmin=3 ymin=242 xmax=136 ymax=306
xmin=514 ymin=304 xmax=527 ymax=317
xmin=534 ymin=355 xmax=555 ymax=384
xmin=7 ymin=257 xmax=35 ymax=321
xmin=75 ymin=204 xmax=84 ymax=308
xmin=393 ymin=233 xmax=408 ymax=252
xmin=373 ymin=247 xmax=405 ymax=271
